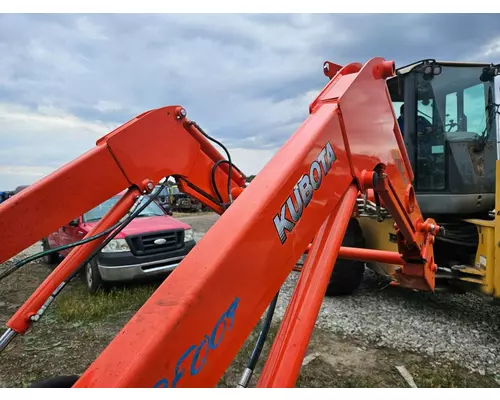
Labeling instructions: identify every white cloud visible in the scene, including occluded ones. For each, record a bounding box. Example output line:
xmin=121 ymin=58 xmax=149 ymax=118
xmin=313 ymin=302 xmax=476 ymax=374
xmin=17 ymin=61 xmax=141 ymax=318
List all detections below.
xmin=74 ymin=15 xmax=108 ymax=41
xmin=464 ymin=36 xmax=500 ymax=61
xmin=0 ymin=165 xmax=56 ymax=190
xmin=0 ymin=103 xmax=116 ymax=188
xmin=478 ymin=37 xmax=500 ymax=59
xmin=225 ymin=147 xmax=278 ymax=176
xmin=94 ymin=100 xmax=123 ymax=113
xmin=1 ymin=14 xmax=499 ymax=190
xmin=0 ymin=102 xmax=114 ymax=135
xmin=0 ymin=102 xmax=280 ymax=189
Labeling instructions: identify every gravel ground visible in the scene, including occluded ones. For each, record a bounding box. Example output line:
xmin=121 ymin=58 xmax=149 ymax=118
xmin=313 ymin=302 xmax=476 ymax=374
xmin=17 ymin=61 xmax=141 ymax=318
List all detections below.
xmin=274 ymin=269 xmax=500 ymax=380
xmin=184 ymin=212 xmax=500 ymax=380
xmin=178 ymin=212 xmax=219 ymax=242
xmin=2 ymin=211 xmax=500 ymax=385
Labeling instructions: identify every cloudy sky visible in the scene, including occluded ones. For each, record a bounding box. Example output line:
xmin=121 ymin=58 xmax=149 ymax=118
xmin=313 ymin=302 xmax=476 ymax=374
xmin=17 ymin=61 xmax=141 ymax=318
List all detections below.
xmin=0 ymin=13 xmax=499 ymax=189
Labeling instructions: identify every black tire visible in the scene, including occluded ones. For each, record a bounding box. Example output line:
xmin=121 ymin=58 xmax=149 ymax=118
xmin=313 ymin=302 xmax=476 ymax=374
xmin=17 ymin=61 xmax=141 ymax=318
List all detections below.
xmin=82 ymin=259 xmax=105 ymax=294
xmin=41 ymin=238 xmax=60 ymax=265
xmin=325 ymin=218 xmax=366 ymax=296
xmin=29 ymin=375 xmax=80 ymax=388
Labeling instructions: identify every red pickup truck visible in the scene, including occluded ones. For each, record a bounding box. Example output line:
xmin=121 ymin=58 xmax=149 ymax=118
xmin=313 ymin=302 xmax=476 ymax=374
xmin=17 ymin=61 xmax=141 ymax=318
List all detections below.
xmin=41 ymin=192 xmax=196 ymax=293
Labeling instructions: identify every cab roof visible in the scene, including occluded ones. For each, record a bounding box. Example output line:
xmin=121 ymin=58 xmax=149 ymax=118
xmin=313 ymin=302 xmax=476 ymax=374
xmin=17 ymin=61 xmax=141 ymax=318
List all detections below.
xmin=390 ymin=59 xmax=493 ymax=80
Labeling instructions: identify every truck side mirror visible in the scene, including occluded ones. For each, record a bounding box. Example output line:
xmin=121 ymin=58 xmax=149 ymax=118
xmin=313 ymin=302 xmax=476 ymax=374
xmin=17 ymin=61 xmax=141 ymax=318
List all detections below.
xmin=68 ymin=218 xmax=79 ymax=227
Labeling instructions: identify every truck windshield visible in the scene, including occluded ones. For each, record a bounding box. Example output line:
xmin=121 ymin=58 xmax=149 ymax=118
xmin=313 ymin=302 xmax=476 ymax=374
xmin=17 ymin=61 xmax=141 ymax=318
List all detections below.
xmin=83 ymin=195 xmax=165 ymax=222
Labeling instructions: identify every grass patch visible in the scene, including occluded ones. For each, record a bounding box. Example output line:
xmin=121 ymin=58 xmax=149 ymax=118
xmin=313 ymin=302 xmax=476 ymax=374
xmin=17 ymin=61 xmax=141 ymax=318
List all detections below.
xmin=218 ymin=318 xmax=281 ymax=387
xmin=407 ymin=362 xmax=497 ymax=388
xmin=52 ymin=280 xmax=159 ymax=323
xmin=39 ymin=280 xmax=500 ymax=389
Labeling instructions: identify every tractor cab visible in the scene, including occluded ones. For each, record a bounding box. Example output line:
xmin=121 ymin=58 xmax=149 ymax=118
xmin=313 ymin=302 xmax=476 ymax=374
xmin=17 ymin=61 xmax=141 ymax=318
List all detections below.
xmin=387 ymin=59 xmax=500 ymax=217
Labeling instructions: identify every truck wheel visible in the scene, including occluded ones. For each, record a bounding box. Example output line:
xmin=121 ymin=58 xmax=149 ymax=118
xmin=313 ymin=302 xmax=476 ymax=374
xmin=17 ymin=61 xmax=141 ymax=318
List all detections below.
xmin=325 ymin=218 xmax=366 ymax=296
xmin=82 ymin=259 xmax=105 ymax=294
xmin=41 ymin=238 xmax=60 ymax=265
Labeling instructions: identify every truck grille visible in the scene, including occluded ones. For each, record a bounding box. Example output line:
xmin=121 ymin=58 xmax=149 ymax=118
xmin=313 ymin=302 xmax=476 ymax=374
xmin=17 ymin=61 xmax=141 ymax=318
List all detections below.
xmin=127 ymin=230 xmax=184 ymax=256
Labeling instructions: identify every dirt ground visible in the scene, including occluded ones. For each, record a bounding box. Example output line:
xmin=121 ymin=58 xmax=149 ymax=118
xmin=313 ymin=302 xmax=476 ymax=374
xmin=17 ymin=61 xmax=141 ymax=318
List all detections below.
xmin=0 ymin=212 xmax=498 ymax=388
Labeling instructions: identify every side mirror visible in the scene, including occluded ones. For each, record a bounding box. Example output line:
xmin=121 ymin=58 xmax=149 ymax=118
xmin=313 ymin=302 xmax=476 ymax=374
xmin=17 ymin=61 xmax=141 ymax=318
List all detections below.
xmin=68 ymin=218 xmax=79 ymax=227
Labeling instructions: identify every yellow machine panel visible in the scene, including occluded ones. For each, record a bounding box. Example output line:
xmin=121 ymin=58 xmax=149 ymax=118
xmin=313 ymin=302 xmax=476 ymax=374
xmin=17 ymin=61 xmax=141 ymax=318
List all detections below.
xmin=464 ymin=218 xmax=494 ymax=295
xmin=494 ymin=160 xmax=500 ymax=297
xmin=357 ymin=217 xmax=398 ymax=279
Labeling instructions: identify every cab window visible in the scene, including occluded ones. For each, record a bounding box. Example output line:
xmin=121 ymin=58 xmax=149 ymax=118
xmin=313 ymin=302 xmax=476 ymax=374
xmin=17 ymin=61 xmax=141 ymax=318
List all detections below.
xmin=463 ymin=83 xmax=486 ymax=134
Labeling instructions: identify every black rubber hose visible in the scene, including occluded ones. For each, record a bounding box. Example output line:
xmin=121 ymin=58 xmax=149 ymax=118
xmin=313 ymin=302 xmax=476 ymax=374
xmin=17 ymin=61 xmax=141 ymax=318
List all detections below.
xmin=436 ymin=236 xmax=478 ymax=247
xmin=8 ymin=183 xmax=168 ymax=325
xmin=1 ymin=183 xmax=167 ymax=282
xmin=189 ymin=121 xmax=235 ymax=206
xmin=64 ymin=182 xmax=168 ymax=283
xmin=246 ymin=292 xmax=279 ymax=371
xmin=0 ymin=219 xmax=125 ymax=282
xmin=211 ymin=159 xmax=245 ymax=204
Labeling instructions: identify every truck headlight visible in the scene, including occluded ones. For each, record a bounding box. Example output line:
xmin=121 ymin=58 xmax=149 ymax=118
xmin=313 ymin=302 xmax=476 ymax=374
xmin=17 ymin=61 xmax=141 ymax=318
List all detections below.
xmin=101 ymin=238 xmax=130 ymax=253
xmin=184 ymin=229 xmax=194 ymax=242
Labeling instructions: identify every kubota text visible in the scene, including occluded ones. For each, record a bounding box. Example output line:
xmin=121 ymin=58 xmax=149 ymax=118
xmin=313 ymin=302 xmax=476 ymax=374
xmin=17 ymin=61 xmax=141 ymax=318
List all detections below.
xmin=273 ymin=142 xmax=336 ymax=244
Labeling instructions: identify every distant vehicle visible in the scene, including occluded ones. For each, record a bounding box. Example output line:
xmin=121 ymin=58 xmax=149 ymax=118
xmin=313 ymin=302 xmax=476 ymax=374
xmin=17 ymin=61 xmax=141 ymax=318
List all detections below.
xmin=0 ymin=190 xmax=14 ymax=204
xmin=42 ymin=192 xmax=196 ymax=293
xmin=155 ymin=184 xmax=203 ymax=213
xmin=14 ymin=185 xmax=29 ymax=195
xmin=154 ymin=185 xmax=173 ymax=215
xmin=1 ymin=185 xmax=28 ymax=201
xmin=170 ymin=184 xmax=203 ymax=212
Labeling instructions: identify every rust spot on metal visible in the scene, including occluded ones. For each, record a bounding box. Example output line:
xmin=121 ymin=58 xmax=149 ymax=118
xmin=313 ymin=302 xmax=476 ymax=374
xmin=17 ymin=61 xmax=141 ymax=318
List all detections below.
xmin=468 ymin=144 xmax=485 ymax=177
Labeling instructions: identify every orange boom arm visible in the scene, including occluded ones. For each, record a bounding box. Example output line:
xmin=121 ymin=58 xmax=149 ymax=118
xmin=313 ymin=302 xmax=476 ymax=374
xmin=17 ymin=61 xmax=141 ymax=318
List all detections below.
xmin=0 ymin=57 xmax=439 ymax=387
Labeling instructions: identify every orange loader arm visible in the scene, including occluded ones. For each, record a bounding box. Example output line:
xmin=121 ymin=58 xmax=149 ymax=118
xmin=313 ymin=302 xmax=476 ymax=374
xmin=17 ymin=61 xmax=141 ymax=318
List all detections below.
xmin=0 ymin=57 xmax=440 ymax=388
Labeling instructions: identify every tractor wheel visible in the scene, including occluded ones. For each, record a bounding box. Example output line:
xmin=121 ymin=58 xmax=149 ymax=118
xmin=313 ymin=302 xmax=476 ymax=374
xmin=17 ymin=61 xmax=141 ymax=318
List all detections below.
xmin=325 ymin=218 xmax=366 ymax=296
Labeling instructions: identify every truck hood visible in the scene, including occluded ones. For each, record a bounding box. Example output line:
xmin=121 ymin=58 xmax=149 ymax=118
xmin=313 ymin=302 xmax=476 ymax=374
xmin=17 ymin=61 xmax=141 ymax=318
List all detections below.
xmin=81 ymin=215 xmax=191 ymax=238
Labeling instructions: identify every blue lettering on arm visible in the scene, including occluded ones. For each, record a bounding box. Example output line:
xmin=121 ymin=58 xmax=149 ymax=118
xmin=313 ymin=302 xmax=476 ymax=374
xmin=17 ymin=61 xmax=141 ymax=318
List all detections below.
xmin=153 ymin=297 xmax=240 ymax=388
xmin=153 ymin=378 xmax=169 ymax=388
xmin=209 ymin=316 xmax=227 ymax=350
xmin=225 ymin=298 xmax=239 ymax=329
xmin=172 ymin=345 xmax=196 ymax=388
xmin=190 ymin=335 xmax=210 ymax=375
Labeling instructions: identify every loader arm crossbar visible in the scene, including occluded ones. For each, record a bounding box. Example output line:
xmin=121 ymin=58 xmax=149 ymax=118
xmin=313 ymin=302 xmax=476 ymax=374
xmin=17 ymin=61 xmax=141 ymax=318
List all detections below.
xmin=0 ymin=57 xmax=439 ymax=388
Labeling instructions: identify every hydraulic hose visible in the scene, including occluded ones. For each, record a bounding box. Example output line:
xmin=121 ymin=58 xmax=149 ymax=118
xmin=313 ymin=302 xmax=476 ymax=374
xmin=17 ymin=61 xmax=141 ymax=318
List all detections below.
xmin=237 ymin=292 xmax=279 ymax=388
